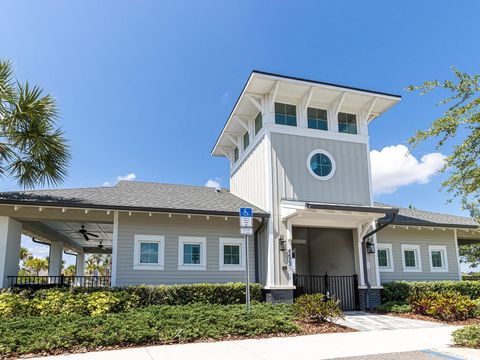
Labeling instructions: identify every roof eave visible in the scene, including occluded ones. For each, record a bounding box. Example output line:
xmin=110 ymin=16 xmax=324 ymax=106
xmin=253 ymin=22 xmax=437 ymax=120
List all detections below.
xmin=0 ymin=200 xmax=270 ymax=219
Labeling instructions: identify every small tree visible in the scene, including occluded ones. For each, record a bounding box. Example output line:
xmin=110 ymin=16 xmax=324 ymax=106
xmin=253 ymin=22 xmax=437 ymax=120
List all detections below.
xmin=63 ymin=264 xmax=76 ymax=276
xmin=24 ymin=257 xmax=48 ymax=275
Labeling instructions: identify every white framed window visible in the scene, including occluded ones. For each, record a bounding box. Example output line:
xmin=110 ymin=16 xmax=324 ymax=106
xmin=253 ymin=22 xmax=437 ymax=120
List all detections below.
xmin=178 ymin=236 xmax=206 ymax=271
xmin=219 ymin=238 xmax=246 ymax=271
xmin=133 ymin=235 xmax=165 ymax=270
xmin=401 ymin=244 xmax=422 ymax=272
xmin=377 ymin=244 xmax=394 ymax=272
xmin=429 ymin=245 xmax=448 ymax=272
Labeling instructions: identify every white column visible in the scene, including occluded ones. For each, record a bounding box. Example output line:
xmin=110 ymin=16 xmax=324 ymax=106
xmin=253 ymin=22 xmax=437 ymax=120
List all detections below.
xmin=48 ymin=241 xmax=63 ymax=277
xmin=75 ymin=252 xmax=85 ymax=277
xmin=111 ymin=211 xmax=119 ymax=286
xmin=286 ymin=220 xmax=293 ymax=287
xmin=0 ymin=217 xmax=22 ymax=288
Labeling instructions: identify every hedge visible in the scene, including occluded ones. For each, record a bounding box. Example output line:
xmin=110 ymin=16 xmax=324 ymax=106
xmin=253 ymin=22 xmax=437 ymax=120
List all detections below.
xmin=0 ymin=282 xmax=263 ymax=317
xmin=0 ymin=303 xmax=299 ymax=356
xmin=453 ymin=325 xmax=480 ymax=348
xmin=381 ymin=281 xmax=480 ymax=303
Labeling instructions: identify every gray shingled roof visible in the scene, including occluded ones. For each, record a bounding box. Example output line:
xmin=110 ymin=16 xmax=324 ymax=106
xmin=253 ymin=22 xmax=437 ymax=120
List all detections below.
xmin=376 ymin=202 xmax=478 ymax=228
xmin=0 ymin=181 xmax=268 ymax=217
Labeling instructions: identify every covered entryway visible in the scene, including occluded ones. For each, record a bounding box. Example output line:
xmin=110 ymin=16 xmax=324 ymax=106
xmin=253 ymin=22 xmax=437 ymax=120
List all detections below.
xmin=292 ymin=227 xmax=359 ymax=310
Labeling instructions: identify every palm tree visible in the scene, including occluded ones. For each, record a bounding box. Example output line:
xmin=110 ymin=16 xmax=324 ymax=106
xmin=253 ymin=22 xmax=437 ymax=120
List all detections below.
xmin=0 ymin=59 xmax=70 ymax=188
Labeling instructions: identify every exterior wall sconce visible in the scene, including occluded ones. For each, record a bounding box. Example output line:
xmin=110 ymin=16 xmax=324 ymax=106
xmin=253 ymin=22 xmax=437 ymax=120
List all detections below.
xmin=366 ymin=239 xmax=375 ymax=254
xmin=279 ymin=235 xmax=287 ymax=252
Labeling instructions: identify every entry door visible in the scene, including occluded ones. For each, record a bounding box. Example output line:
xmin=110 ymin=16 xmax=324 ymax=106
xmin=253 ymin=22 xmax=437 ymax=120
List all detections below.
xmin=292 ymin=242 xmax=308 ymax=275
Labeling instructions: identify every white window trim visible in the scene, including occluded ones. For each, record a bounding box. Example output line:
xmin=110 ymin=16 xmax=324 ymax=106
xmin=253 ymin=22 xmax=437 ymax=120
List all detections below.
xmin=377 ymin=243 xmax=394 ymax=272
xmin=178 ymin=236 xmax=207 ymax=271
xmin=429 ymin=245 xmax=449 ymax=272
xmin=133 ymin=235 xmax=165 ymax=270
xmin=306 ymin=149 xmax=336 ymax=181
xmin=219 ymin=237 xmax=246 ymax=271
xmin=401 ymin=244 xmax=422 ymax=272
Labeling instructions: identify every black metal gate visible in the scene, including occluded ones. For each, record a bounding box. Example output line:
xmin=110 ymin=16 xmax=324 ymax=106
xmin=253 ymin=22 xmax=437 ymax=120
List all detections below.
xmin=293 ymin=273 xmax=359 ymax=311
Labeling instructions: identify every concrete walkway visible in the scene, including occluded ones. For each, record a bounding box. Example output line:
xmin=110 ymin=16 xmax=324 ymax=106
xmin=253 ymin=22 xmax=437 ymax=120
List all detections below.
xmin=335 ymin=311 xmax=447 ymax=331
xmin=44 ymin=326 xmax=461 ymax=360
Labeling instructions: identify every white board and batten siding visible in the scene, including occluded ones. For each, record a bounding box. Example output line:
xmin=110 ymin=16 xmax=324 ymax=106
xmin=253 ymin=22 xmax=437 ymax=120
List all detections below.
xmin=377 ymin=227 xmax=460 ymax=283
xmin=115 ymin=213 xmax=255 ymax=286
xmin=230 ymin=136 xmax=269 ymax=211
xmin=270 ymin=132 xmax=371 ymax=205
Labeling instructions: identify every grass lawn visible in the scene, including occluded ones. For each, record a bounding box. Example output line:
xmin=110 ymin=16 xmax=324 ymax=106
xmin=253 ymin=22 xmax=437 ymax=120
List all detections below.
xmin=0 ymin=303 xmax=348 ymax=357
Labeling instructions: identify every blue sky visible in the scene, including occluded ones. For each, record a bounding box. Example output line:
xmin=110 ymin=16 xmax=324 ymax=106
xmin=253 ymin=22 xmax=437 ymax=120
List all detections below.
xmin=2 ymin=1 xmax=480 ymax=266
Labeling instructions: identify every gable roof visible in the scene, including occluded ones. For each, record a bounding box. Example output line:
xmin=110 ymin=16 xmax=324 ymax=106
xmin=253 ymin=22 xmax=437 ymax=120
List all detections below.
xmin=376 ymin=202 xmax=478 ymax=229
xmin=0 ymin=181 xmax=269 ymax=218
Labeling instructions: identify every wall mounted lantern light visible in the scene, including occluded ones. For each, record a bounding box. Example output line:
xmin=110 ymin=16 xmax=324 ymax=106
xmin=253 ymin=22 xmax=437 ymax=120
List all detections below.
xmin=279 ymin=235 xmax=287 ymax=252
xmin=366 ymin=239 xmax=376 ymax=254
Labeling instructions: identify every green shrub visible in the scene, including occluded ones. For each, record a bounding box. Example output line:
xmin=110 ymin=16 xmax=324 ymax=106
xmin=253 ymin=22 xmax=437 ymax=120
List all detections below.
xmin=382 ymin=281 xmax=480 ymax=303
xmin=0 ymin=283 xmax=263 ymax=317
xmin=373 ymin=301 xmax=411 ymax=314
xmin=409 ymin=291 xmax=476 ymax=321
xmin=453 ymin=325 xmax=480 ymax=348
xmin=293 ymin=293 xmax=343 ymax=323
xmin=0 ymin=303 xmax=299 ymax=356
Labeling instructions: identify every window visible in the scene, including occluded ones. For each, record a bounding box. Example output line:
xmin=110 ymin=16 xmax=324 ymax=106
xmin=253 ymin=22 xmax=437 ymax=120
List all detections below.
xmin=219 ymin=238 xmax=245 ymax=271
xmin=307 ymin=107 xmax=328 ymax=131
xmin=243 ymin=131 xmax=249 ymax=150
xmin=306 ymin=149 xmax=336 ymax=181
xmin=429 ymin=245 xmax=448 ymax=272
xmin=338 ymin=112 xmax=357 ymax=134
xmin=255 ymin=112 xmax=262 ymax=135
xmin=275 ymin=102 xmax=297 ymax=126
xmin=401 ymin=244 xmax=422 ymax=272
xmin=133 ymin=235 xmax=165 ymax=270
xmin=377 ymin=244 xmax=394 ymax=272
xmin=178 ymin=236 xmax=206 ymax=270
xmin=234 ymin=147 xmax=239 ymax=162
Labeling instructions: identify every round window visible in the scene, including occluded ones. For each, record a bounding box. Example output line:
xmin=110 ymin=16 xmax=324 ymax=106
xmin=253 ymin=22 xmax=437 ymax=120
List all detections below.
xmin=307 ymin=149 xmax=336 ymax=180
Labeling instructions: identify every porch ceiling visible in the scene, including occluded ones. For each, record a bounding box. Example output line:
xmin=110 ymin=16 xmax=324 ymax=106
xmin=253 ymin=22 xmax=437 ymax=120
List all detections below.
xmin=281 ymin=201 xmax=396 ymax=229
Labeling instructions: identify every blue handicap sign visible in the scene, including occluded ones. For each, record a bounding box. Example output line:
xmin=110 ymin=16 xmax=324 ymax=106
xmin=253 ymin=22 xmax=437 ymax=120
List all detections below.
xmin=240 ymin=207 xmax=253 ymax=217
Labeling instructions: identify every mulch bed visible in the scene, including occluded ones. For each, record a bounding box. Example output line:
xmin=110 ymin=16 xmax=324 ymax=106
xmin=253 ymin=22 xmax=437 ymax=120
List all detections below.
xmin=383 ymin=312 xmax=480 ymax=326
xmin=8 ymin=321 xmax=354 ymax=359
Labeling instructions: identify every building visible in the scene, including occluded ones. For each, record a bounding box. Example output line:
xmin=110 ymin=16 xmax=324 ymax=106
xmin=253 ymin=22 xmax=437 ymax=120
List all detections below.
xmin=0 ymin=71 xmax=478 ymax=309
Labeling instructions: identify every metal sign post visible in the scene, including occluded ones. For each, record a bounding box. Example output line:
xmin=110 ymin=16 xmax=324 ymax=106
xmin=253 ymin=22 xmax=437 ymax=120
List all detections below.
xmin=239 ymin=207 xmax=253 ymax=314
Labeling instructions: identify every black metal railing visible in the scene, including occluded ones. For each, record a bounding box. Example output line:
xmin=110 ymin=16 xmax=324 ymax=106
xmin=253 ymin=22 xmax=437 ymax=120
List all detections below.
xmin=293 ymin=273 xmax=359 ymax=311
xmin=8 ymin=275 xmax=111 ymax=289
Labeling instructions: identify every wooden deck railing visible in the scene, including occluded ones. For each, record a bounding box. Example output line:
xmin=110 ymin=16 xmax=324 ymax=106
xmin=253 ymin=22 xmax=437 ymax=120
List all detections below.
xmin=8 ymin=275 xmax=111 ymax=289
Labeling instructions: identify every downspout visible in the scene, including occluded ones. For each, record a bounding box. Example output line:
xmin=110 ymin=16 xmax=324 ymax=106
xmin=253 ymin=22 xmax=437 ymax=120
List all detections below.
xmin=361 ymin=209 xmax=398 ymax=310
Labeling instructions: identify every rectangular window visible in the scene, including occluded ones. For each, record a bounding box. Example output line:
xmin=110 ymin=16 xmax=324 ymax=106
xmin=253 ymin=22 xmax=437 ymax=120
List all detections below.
xmin=178 ymin=236 xmax=206 ymax=270
xmin=275 ymin=102 xmax=297 ymax=126
xmin=183 ymin=244 xmax=201 ymax=264
xmin=133 ymin=235 xmax=165 ymax=270
xmin=219 ymin=238 xmax=245 ymax=271
xmin=307 ymin=107 xmax=328 ymax=131
xmin=377 ymin=244 xmax=394 ymax=272
xmin=234 ymin=147 xmax=239 ymax=162
xmin=338 ymin=112 xmax=358 ymax=134
xmin=429 ymin=245 xmax=448 ymax=272
xmin=140 ymin=242 xmax=159 ymax=264
xmin=224 ymin=245 xmax=240 ymax=265
xmin=404 ymin=251 xmax=416 ymax=267
xmin=243 ymin=131 xmax=249 ymax=150
xmin=378 ymin=249 xmax=388 ymax=267
xmin=255 ymin=112 xmax=262 ymax=135
xmin=401 ymin=244 xmax=421 ymax=272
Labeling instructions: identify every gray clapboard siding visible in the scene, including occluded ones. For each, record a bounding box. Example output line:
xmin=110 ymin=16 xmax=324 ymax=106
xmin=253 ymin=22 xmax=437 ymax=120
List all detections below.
xmin=377 ymin=227 xmax=460 ymax=283
xmin=270 ymin=132 xmax=371 ymax=205
xmin=115 ymin=213 xmax=255 ymax=286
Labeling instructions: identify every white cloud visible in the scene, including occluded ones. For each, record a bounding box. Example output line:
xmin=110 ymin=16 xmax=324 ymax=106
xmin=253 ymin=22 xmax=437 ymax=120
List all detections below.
xmin=102 ymin=173 xmax=136 ymax=187
xmin=116 ymin=173 xmax=136 ymax=182
xmin=205 ymin=178 xmax=221 ymax=188
xmin=370 ymin=144 xmax=446 ymax=195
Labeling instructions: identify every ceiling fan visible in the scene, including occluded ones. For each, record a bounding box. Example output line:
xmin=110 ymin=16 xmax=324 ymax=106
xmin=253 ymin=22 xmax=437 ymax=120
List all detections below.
xmin=78 ymin=225 xmax=99 ymax=241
